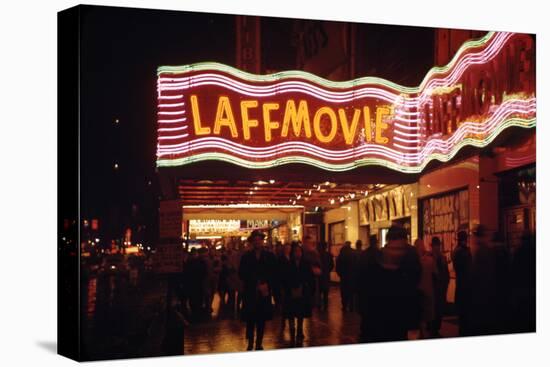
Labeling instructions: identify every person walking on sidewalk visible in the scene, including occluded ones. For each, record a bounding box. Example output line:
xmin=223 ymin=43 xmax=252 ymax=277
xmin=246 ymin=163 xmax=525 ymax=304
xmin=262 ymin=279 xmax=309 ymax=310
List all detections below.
xmin=238 ymin=230 xmax=276 ymax=351
xmin=452 ymin=230 xmax=473 ymax=336
xmin=430 ymin=237 xmax=450 ymax=337
xmin=303 ymin=236 xmax=322 ymax=308
xmin=281 ymin=243 xmax=315 ymax=347
xmin=469 ymin=225 xmax=498 ymax=335
xmin=361 ymin=226 xmax=422 ymax=342
xmin=186 ymin=248 xmax=207 ymax=321
xmin=351 ymin=240 xmax=363 ymax=311
xmin=278 ymin=243 xmax=293 ymax=332
xmin=510 ymin=231 xmax=535 ymax=332
xmin=415 ymin=238 xmax=436 ymax=338
xmin=357 ymin=235 xmax=381 ymax=342
xmin=336 ymin=241 xmax=356 ymax=311
xmin=318 ymin=241 xmax=334 ymax=311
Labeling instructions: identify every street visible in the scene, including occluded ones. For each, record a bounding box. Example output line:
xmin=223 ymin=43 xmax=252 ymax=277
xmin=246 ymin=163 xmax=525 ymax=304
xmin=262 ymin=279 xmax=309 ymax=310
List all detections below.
xmin=82 ymin=276 xmax=458 ymax=360
xmin=79 ymin=272 xmax=458 ymax=360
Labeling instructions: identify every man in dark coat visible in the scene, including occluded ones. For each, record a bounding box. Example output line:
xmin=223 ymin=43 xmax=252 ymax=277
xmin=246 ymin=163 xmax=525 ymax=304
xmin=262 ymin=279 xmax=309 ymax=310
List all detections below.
xmin=336 ymin=241 xmax=356 ymax=311
xmin=452 ymin=230 xmax=472 ymax=336
xmin=511 ymin=232 xmax=535 ymax=332
xmin=271 ymin=241 xmax=284 ymax=310
xmin=281 ymin=244 xmax=315 ymax=346
xmin=491 ymin=231 xmax=512 ymax=334
xmin=351 ymin=240 xmax=363 ymax=311
xmin=469 ymin=225 xmax=498 ymax=336
xmin=238 ymin=230 xmax=276 ymax=350
xmin=361 ymin=235 xmax=380 ymax=268
xmin=430 ymin=236 xmax=450 ymax=337
xmin=303 ymin=236 xmax=322 ymax=308
xmin=186 ymin=248 xmax=207 ymax=321
xmin=357 ymin=235 xmax=380 ymax=342
xmin=278 ymin=243 xmax=293 ymax=332
xmin=361 ymin=226 xmax=422 ymax=342
xmin=318 ymin=241 xmax=334 ymax=311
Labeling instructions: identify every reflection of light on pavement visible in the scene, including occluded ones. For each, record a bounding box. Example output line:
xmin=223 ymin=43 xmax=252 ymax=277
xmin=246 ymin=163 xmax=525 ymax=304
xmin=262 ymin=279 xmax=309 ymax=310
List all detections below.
xmin=184 ymin=287 xmax=362 ymax=354
xmin=109 ymin=276 xmax=116 ymax=306
xmin=86 ymin=278 xmax=97 ymax=318
xmin=184 ymin=286 xmax=459 ymax=355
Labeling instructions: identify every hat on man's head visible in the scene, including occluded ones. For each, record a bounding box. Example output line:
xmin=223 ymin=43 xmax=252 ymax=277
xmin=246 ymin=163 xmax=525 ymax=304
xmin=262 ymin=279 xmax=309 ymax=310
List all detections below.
xmin=248 ymin=229 xmax=266 ymax=241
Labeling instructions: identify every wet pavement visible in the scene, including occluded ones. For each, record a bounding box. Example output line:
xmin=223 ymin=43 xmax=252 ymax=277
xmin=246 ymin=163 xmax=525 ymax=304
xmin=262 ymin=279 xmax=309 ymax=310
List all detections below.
xmin=183 ymin=287 xmax=459 ymax=355
xmin=81 ymin=273 xmax=170 ymax=360
xmin=81 ymin=273 xmax=458 ymax=360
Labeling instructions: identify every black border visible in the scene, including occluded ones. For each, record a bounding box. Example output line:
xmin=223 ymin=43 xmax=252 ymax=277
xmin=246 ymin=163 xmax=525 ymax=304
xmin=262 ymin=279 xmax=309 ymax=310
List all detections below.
xmin=58 ymin=5 xmax=81 ymax=361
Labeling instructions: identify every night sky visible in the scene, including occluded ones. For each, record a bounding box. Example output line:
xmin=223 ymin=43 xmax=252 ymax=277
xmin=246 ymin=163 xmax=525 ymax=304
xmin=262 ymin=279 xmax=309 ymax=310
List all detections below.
xmin=78 ymin=5 xmax=436 ymax=242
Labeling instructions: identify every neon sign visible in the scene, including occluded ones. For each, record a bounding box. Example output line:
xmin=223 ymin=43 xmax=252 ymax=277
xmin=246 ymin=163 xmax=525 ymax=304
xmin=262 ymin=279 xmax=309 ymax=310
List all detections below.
xmin=156 ymin=32 xmax=535 ymax=173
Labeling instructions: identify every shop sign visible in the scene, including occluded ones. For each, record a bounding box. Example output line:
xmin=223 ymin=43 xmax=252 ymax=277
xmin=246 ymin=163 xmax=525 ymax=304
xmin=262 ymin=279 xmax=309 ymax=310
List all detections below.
xmin=188 ymin=219 xmax=273 ymax=233
xmin=421 ymin=189 xmax=469 ymax=252
xmin=157 ymin=32 xmax=535 ymax=173
xmin=240 ymin=219 xmax=270 ymax=229
xmin=359 ymin=185 xmax=414 ymax=225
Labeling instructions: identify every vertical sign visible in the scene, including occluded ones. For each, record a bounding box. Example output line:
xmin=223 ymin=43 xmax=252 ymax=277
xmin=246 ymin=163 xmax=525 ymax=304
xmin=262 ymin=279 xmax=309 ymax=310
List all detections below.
xmin=159 ymin=200 xmax=183 ymax=239
xmin=236 ymin=15 xmax=261 ymax=74
xmin=157 ymin=200 xmax=183 ymax=273
xmin=294 ymin=20 xmax=350 ymax=79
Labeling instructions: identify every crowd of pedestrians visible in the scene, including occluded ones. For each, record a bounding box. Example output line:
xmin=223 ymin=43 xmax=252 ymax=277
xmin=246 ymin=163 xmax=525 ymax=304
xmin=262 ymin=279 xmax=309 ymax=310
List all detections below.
xmin=176 ymin=224 xmax=535 ymax=351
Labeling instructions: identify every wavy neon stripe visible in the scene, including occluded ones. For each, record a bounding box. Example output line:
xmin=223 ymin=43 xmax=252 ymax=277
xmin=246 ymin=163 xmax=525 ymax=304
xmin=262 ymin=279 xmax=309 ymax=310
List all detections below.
xmin=158 ymin=102 xmax=186 ymax=108
xmin=158 ymin=32 xmax=497 ymax=94
xmin=158 ymin=94 xmax=184 ymax=99
xmin=157 ymin=33 xmax=508 ymax=104
xmin=157 ymin=111 xmax=534 ymax=163
xmin=394 ymin=130 xmax=421 ymax=138
xmin=157 ymin=113 xmax=535 ymax=164
xmin=158 ymin=117 xmax=187 ymax=123
xmin=157 ymin=125 xmax=189 ymax=132
xmin=160 ymin=77 xmax=407 ymax=105
xmin=158 ymin=110 xmax=186 ymax=115
xmin=156 ymin=118 xmax=535 ymax=173
xmin=157 ymin=98 xmax=535 ymax=162
xmin=158 ymin=133 xmax=189 ymax=140
xmin=156 ymin=32 xmax=511 ymax=128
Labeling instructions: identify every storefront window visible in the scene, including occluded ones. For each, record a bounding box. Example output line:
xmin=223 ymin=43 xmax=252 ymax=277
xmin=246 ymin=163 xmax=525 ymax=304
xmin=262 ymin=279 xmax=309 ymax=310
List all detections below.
xmin=499 ymin=165 xmax=536 ymax=252
xmin=420 ymin=188 xmax=469 ymax=255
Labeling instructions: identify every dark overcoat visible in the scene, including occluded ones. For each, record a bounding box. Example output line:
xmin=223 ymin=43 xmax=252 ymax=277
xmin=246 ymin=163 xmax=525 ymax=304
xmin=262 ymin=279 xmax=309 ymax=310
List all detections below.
xmin=238 ymin=249 xmax=277 ymax=322
xmin=281 ymin=258 xmax=315 ymax=318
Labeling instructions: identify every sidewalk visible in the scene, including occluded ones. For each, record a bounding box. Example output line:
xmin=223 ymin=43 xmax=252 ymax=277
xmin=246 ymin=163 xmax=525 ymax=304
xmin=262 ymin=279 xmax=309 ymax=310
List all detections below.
xmin=183 ymin=286 xmax=459 ymax=355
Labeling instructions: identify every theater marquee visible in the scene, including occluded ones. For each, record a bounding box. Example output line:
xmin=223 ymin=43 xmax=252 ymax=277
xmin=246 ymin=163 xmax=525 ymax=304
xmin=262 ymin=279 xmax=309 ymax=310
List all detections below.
xmin=156 ymin=31 xmax=535 ymax=173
